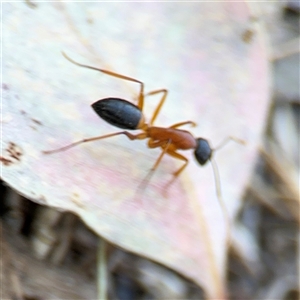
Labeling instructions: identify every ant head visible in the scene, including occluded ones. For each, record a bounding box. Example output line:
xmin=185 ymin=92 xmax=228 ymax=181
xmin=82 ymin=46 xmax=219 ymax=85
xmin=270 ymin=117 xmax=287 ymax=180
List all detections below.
xmin=194 ymin=138 xmax=212 ymax=165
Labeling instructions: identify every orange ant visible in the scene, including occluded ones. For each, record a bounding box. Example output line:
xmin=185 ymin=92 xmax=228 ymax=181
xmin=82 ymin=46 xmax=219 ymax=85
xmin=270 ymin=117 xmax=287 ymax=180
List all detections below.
xmin=44 ymin=53 xmax=244 ymax=238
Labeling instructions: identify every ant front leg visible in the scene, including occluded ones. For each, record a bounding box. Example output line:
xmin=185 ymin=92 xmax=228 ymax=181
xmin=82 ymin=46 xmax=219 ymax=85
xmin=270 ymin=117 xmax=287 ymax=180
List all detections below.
xmin=43 ymin=131 xmax=148 ymax=154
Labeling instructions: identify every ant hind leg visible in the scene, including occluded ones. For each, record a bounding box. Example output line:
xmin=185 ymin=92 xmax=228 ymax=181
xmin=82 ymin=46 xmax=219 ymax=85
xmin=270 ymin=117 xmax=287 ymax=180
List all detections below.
xmin=43 ymin=131 xmax=148 ymax=154
xmin=62 ymin=52 xmax=145 ymax=111
xmin=144 ymin=89 xmax=168 ymax=126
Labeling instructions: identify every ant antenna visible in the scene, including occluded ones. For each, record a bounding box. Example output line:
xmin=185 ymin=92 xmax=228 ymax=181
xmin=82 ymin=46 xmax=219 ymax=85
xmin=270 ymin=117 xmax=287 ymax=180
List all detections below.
xmin=209 ymin=157 xmax=231 ymax=244
xmin=214 ymin=136 xmax=245 ymax=151
xmin=210 ymin=136 xmax=245 ymax=245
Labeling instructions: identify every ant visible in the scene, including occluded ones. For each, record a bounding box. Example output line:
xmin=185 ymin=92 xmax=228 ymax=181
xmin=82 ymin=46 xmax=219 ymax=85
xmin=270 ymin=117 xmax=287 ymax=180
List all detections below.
xmin=44 ymin=52 xmax=244 ymax=238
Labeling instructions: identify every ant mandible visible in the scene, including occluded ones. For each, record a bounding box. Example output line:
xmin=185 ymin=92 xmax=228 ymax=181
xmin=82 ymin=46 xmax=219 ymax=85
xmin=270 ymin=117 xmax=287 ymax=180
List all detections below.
xmin=44 ymin=52 xmax=244 ymax=228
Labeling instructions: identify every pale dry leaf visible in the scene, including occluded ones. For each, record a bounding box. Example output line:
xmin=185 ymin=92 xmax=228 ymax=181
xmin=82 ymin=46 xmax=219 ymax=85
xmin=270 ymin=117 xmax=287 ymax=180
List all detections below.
xmin=2 ymin=2 xmax=270 ymax=297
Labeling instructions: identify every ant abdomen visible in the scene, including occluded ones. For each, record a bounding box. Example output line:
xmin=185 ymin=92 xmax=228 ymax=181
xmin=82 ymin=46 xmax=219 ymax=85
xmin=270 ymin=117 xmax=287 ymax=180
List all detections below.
xmin=92 ymin=98 xmax=143 ymax=130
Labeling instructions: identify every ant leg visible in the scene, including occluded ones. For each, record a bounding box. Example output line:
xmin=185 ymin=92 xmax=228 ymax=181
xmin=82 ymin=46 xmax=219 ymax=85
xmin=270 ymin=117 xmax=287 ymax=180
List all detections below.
xmin=147 ymin=139 xmax=172 ymax=170
xmin=214 ymin=136 xmax=245 ymax=151
xmin=43 ymin=131 xmax=148 ymax=154
xmin=144 ymin=89 xmax=168 ymax=126
xmin=62 ymin=52 xmax=145 ymax=110
xmin=165 ymin=150 xmax=189 ymax=178
xmin=169 ymin=121 xmax=197 ymax=129
xmin=146 ymin=141 xmax=188 ymax=180
xmin=137 ymin=139 xmax=171 ymax=191
xmin=163 ymin=150 xmax=188 ymax=193
xmin=147 ymin=138 xmax=169 ymax=149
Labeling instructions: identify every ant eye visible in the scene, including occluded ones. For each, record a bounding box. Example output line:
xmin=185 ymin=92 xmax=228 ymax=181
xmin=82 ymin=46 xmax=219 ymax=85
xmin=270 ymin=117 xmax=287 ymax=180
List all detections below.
xmin=194 ymin=138 xmax=212 ymax=165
